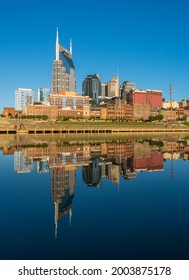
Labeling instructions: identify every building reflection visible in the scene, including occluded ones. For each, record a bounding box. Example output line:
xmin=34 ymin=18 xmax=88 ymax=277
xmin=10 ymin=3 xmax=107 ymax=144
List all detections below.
xmin=37 ymin=161 xmax=49 ymax=173
xmin=4 ymin=138 xmax=189 ymax=237
xmin=14 ymin=151 xmax=33 ymax=173
xmin=82 ymin=157 xmax=102 ymax=187
xmin=50 ymin=166 xmax=75 ymax=239
xmin=121 ymin=157 xmax=136 ymax=179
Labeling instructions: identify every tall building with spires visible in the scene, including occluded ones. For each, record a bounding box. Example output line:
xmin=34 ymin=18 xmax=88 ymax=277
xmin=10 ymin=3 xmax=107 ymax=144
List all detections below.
xmin=52 ymin=28 xmax=76 ymax=94
xmin=50 ymin=163 xmax=76 ymax=239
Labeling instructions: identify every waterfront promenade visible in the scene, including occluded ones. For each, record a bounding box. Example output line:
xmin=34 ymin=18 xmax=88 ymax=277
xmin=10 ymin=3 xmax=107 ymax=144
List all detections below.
xmin=1 ymin=119 xmax=189 ymax=135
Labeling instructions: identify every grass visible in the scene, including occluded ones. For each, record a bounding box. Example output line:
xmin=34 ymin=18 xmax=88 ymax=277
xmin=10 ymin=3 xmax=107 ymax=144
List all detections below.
xmin=52 ymin=120 xmax=162 ymax=127
xmin=2 ymin=119 xmax=189 ymax=129
xmin=183 ymin=122 xmax=189 ymax=126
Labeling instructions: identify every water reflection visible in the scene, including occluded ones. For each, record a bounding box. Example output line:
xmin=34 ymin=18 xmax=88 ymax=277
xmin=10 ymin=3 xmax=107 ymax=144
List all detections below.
xmin=1 ymin=136 xmax=189 ymax=259
xmin=9 ymin=139 xmax=189 ymax=179
xmin=2 ymin=138 xmax=189 ymax=240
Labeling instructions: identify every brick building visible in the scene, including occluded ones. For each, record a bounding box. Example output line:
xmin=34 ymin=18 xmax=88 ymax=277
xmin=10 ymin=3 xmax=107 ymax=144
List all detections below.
xmin=126 ymin=89 xmax=162 ymax=109
xmin=163 ymin=108 xmax=189 ymax=121
xmin=100 ymin=97 xmax=134 ymax=120
xmin=133 ymin=104 xmax=151 ymax=120
xmin=48 ymin=91 xmax=90 ymax=109
xmin=134 ymin=154 xmax=164 ymax=172
xmin=3 ymin=107 xmax=16 ymax=118
xmin=24 ymin=103 xmax=90 ymax=120
xmin=24 ymin=104 xmax=58 ymax=120
xmin=58 ymin=105 xmax=90 ymax=119
xmin=106 ymin=98 xmax=127 ymax=119
xmin=90 ymin=106 xmax=101 ymax=119
xmin=179 ymin=99 xmax=189 ymax=108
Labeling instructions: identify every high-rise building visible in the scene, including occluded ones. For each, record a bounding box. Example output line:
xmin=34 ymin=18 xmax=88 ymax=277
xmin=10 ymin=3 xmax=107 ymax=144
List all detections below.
xmin=52 ymin=28 xmax=76 ymax=94
xmin=106 ymin=76 xmax=119 ymax=98
xmin=38 ymin=88 xmax=51 ymax=102
xmin=15 ymin=88 xmax=34 ymax=111
xmin=101 ymin=83 xmax=108 ymax=98
xmin=120 ymin=81 xmax=136 ymax=100
xmin=82 ymin=74 xmax=101 ymax=104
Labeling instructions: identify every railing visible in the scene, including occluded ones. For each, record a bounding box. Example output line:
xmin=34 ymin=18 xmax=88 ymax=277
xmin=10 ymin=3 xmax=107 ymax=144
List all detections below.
xmin=1 ymin=126 xmax=189 ymax=135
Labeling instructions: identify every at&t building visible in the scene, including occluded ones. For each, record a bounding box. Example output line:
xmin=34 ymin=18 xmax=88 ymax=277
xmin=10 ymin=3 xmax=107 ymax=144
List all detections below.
xmin=52 ymin=28 xmax=76 ymax=94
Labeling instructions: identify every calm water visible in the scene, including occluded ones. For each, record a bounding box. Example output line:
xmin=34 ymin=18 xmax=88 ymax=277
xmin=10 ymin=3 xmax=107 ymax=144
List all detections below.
xmin=0 ymin=137 xmax=189 ymax=260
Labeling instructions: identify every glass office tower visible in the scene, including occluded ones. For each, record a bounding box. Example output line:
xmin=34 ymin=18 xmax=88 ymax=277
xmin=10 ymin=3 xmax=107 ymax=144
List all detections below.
xmin=38 ymin=88 xmax=50 ymax=102
xmin=82 ymin=74 xmax=101 ymax=104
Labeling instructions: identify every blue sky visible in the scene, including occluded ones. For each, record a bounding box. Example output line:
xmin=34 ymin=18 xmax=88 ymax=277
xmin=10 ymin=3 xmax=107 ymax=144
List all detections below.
xmin=0 ymin=0 xmax=189 ymax=112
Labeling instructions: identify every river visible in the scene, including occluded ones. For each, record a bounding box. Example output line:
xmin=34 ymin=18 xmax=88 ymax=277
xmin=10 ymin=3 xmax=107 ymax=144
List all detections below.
xmin=0 ymin=135 xmax=189 ymax=259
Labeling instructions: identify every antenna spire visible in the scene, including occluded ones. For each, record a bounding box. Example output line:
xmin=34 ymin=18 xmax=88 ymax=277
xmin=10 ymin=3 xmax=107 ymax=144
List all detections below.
xmin=69 ymin=208 xmax=72 ymax=227
xmin=54 ymin=202 xmax=59 ymax=240
xmin=56 ymin=27 xmax=59 ymax=60
xmin=70 ymin=38 xmax=72 ymax=55
xmin=56 ymin=26 xmax=59 ymax=43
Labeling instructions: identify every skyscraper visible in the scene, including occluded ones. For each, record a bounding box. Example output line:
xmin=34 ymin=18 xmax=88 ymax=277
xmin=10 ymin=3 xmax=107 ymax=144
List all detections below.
xmin=15 ymin=88 xmax=34 ymax=111
xmin=106 ymin=76 xmax=119 ymax=98
xmin=100 ymin=76 xmax=119 ymax=100
xmin=82 ymin=74 xmax=101 ymax=104
xmin=38 ymin=88 xmax=50 ymax=102
xmin=120 ymin=81 xmax=136 ymax=100
xmin=52 ymin=28 xmax=76 ymax=94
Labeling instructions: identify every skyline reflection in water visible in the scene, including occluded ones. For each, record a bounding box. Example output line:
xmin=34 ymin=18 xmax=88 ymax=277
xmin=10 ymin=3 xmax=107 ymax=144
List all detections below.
xmin=0 ymin=137 xmax=189 ymax=260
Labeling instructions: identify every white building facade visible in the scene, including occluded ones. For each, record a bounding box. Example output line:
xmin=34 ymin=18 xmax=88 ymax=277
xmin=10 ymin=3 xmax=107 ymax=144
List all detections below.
xmin=15 ymin=88 xmax=34 ymax=111
xmin=162 ymin=101 xmax=179 ymax=109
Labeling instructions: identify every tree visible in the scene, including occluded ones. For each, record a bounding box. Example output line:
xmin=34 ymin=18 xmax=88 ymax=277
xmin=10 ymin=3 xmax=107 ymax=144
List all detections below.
xmin=148 ymin=114 xmax=163 ymax=122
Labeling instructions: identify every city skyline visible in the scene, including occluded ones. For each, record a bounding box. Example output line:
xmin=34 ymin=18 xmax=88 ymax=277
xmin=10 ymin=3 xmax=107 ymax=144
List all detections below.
xmin=1 ymin=0 xmax=189 ymax=112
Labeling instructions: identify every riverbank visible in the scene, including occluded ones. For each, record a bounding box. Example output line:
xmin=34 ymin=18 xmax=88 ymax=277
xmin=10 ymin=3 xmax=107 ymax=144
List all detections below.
xmin=1 ymin=118 xmax=189 ymax=135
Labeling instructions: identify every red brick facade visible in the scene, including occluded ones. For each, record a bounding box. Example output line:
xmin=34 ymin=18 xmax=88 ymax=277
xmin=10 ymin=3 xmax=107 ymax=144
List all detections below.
xmin=127 ymin=89 xmax=162 ymax=109
xmin=134 ymin=154 xmax=163 ymax=171
xmin=3 ymin=107 xmax=15 ymax=118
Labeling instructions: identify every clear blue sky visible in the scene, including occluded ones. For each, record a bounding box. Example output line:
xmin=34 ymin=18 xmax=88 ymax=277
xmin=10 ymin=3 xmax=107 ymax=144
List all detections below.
xmin=0 ymin=0 xmax=189 ymax=112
